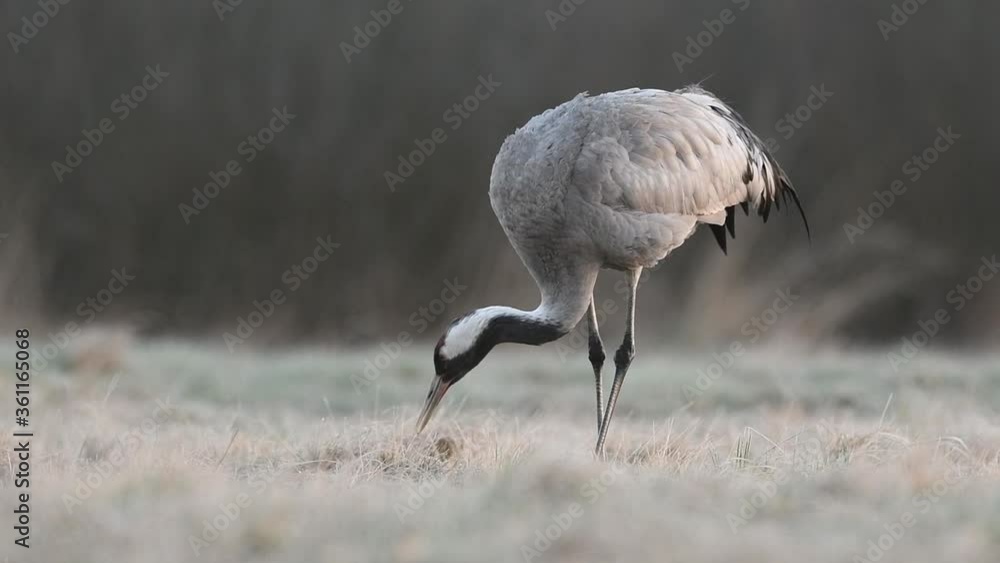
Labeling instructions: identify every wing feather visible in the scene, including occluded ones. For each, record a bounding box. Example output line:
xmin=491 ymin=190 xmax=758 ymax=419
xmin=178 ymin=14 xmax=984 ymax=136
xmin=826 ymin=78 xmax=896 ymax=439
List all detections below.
xmin=571 ymin=87 xmax=809 ymax=243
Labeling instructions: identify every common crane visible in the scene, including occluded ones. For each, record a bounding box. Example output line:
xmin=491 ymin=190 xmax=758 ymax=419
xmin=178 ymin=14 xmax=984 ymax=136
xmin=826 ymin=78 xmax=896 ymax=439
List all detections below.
xmin=416 ymin=86 xmax=809 ymax=456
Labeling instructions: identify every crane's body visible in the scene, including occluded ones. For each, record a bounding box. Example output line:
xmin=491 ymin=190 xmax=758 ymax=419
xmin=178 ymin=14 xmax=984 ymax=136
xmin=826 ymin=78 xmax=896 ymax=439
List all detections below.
xmin=418 ymin=86 xmax=808 ymax=455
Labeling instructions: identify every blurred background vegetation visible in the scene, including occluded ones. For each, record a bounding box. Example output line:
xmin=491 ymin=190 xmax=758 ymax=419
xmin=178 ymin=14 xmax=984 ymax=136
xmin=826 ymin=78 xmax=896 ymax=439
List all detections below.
xmin=1 ymin=0 xmax=996 ymax=349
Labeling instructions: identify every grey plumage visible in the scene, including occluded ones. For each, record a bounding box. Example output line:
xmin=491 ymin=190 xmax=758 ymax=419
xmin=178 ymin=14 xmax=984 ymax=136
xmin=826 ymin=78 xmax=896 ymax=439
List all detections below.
xmin=490 ymin=86 xmax=806 ymax=278
xmin=418 ymin=86 xmax=808 ymax=454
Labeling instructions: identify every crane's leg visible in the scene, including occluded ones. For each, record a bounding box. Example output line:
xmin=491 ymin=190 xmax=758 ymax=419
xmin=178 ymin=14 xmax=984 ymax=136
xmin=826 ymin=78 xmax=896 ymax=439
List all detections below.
xmin=586 ymin=298 xmax=606 ymax=435
xmin=595 ymin=268 xmax=641 ymax=457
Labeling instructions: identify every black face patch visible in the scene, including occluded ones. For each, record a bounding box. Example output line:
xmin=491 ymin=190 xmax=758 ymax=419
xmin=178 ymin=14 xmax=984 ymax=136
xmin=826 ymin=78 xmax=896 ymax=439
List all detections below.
xmin=433 ymin=312 xmax=478 ymax=375
xmin=433 ymin=333 xmax=448 ymax=375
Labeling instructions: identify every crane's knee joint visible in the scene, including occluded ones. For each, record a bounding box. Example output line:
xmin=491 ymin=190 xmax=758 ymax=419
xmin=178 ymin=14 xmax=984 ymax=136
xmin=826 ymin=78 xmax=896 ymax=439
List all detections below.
xmin=614 ymin=343 xmax=634 ymax=369
xmin=589 ymin=348 xmax=606 ymax=366
xmin=588 ymin=335 xmax=605 ymax=366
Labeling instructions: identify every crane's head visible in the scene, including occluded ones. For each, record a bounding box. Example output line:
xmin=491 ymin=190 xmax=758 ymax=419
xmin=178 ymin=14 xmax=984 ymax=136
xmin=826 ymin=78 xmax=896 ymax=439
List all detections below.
xmin=416 ymin=309 xmax=501 ymax=433
xmin=416 ymin=306 xmax=566 ymax=433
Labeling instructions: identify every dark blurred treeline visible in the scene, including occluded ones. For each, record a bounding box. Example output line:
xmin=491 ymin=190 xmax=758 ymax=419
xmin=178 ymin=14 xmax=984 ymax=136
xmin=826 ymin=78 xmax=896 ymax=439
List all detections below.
xmin=1 ymin=0 xmax=997 ymax=347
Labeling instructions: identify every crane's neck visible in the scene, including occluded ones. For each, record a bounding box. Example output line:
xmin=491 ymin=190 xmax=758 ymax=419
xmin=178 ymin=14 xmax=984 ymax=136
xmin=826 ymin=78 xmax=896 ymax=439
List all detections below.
xmin=434 ymin=263 xmax=598 ymax=375
xmin=479 ymin=263 xmax=598 ymax=348
xmin=478 ymin=306 xmax=567 ymax=346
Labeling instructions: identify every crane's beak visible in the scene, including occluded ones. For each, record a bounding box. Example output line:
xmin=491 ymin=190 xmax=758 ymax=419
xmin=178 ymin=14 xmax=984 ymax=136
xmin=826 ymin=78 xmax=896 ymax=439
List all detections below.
xmin=416 ymin=378 xmax=451 ymax=434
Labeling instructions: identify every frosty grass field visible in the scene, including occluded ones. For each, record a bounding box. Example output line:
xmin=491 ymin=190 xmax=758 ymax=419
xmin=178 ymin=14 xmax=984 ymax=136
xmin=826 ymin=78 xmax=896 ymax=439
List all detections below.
xmin=2 ymin=336 xmax=1000 ymax=563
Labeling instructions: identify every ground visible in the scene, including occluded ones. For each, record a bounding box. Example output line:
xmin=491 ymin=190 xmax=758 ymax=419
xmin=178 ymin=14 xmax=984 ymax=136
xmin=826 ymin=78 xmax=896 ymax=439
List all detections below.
xmin=1 ymin=337 xmax=999 ymax=563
